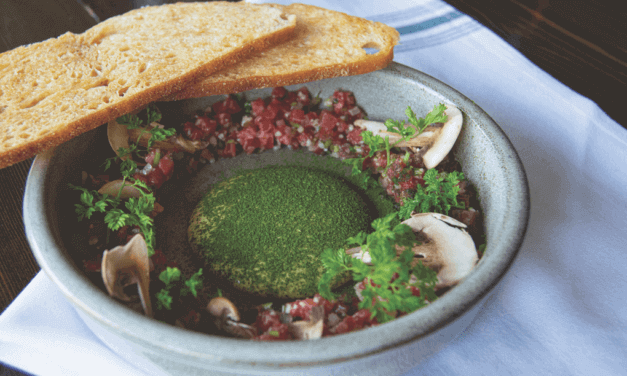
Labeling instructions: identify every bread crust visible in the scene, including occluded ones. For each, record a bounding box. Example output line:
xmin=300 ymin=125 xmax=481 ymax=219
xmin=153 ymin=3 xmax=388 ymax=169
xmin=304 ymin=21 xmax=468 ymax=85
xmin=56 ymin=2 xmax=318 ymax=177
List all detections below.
xmin=167 ymin=4 xmax=400 ymax=101
xmin=0 ymin=2 xmax=296 ymax=169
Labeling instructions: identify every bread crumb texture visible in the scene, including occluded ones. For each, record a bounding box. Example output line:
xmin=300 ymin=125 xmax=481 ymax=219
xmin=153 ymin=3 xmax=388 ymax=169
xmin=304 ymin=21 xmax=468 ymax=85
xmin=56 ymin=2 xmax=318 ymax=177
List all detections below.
xmin=0 ymin=2 xmax=296 ymax=168
xmin=169 ymin=3 xmax=400 ymax=100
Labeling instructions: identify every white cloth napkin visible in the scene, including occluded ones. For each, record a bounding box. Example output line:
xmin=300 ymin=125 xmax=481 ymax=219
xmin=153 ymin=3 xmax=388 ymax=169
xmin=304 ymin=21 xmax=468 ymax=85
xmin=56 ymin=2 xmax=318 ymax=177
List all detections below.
xmin=2 ymin=1 xmax=626 ymax=375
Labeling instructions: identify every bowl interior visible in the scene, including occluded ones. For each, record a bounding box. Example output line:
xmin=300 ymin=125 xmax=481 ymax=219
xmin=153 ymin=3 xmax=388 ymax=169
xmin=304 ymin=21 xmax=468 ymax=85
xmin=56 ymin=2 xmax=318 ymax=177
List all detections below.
xmin=24 ymin=62 xmax=529 ymax=366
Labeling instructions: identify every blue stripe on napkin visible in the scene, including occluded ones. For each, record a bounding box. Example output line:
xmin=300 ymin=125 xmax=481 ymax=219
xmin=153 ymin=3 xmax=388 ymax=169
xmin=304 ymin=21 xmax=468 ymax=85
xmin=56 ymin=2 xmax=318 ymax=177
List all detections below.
xmin=371 ymin=8 xmax=481 ymax=51
xmin=395 ymin=11 xmax=465 ymax=35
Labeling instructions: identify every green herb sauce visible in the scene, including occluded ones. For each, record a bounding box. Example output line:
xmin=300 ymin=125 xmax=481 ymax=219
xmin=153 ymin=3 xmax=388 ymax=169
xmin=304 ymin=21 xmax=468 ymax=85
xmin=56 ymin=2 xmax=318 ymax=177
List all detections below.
xmin=188 ymin=165 xmax=388 ymax=298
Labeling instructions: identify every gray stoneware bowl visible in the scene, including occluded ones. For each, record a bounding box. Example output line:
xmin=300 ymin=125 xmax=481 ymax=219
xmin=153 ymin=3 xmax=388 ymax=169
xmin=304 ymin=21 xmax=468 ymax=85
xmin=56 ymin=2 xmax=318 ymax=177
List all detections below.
xmin=23 ymin=62 xmax=529 ymax=376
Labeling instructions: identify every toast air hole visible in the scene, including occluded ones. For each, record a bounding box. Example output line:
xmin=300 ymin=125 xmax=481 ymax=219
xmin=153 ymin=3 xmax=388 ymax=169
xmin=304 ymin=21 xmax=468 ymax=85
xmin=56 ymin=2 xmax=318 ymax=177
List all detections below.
xmin=362 ymin=42 xmax=380 ymax=55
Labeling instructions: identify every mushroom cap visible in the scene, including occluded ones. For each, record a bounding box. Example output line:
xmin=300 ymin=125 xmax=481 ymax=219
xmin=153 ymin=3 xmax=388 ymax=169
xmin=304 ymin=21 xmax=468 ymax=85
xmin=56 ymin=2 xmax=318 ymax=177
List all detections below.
xmin=353 ymin=104 xmax=463 ymax=169
xmin=98 ymin=179 xmax=143 ymax=199
xmin=420 ymin=105 xmax=463 ymax=169
xmin=345 ymin=212 xmax=478 ymax=291
xmin=108 ymin=118 xmax=206 ymax=155
xmin=206 ymin=297 xmax=240 ymax=322
xmin=288 ymin=305 xmax=324 ymax=340
xmin=403 ymin=213 xmax=478 ymax=289
xmin=107 ymin=120 xmax=131 ymax=161
xmin=101 ymin=233 xmax=153 ymax=317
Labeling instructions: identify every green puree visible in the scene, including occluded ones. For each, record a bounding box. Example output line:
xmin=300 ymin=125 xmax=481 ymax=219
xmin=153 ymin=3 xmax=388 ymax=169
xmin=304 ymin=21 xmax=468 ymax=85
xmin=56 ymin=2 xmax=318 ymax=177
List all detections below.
xmin=188 ymin=166 xmax=377 ymax=299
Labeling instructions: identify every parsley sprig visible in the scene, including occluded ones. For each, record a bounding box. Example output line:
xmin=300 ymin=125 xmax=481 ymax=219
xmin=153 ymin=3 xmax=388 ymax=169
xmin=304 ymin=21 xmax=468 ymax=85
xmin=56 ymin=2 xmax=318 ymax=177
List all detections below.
xmin=398 ymin=169 xmax=466 ymax=220
xmin=318 ymin=213 xmax=438 ymax=323
xmin=103 ymin=105 xmax=176 ymax=177
xmin=345 ymin=104 xmax=448 ymax=188
xmin=72 ymin=105 xmax=178 ymax=256
xmin=70 ymin=178 xmax=158 ymax=255
xmin=364 ymin=104 xmax=447 ymax=171
xmin=156 ymin=267 xmax=204 ymax=310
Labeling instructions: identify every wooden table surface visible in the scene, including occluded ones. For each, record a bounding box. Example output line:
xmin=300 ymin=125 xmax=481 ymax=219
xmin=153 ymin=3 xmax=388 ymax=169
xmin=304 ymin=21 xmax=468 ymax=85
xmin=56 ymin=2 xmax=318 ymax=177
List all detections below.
xmin=1 ymin=0 xmax=625 ymax=322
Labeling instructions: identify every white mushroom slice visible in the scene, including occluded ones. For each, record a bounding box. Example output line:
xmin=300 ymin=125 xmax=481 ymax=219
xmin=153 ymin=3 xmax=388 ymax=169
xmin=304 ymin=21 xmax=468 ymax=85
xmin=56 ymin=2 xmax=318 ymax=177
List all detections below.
xmin=109 ymin=118 xmax=207 ymax=155
xmin=223 ymin=321 xmax=257 ymax=339
xmin=288 ymin=305 xmax=324 ymax=340
xmin=101 ymin=234 xmax=152 ymax=317
xmin=170 ymin=134 xmax=209 ymax=154
xmin=207 ymin=297 xmax=240 ymax=322
xmin=346 ymin=212 xmax=478 ymax=290
xmin=403 ymin=213 xmax=478 ymax=289
xmin=206 ymin=297 xmax=258 ymax=338
xmin=107 ymin=120 xmax=131 ymax=160
xmin=353 ymin=105 xmax=463 ymax=169
xmin=98 ymin=179 xmax=143 ymax=199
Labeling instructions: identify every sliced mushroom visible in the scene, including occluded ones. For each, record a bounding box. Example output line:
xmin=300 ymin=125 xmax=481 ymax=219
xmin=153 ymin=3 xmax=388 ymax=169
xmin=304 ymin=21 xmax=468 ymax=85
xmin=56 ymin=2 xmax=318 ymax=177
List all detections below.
xmin=222 ymin=322 xmax=258 ymax=339
xmin=107 ymin=119 xmax=132 ymax=161
xmin=346 ymin=212 xmax=478 ymax=290
xmin=108 ymin=119 xmax=208 ymax=156
xmin=288 ymin=305 xmax=324 ymax=340
xmin=206 ymin=297 xmax=258 ymax=339
xmin=403 ymin=213 xmax=477 ymax=289
xmin=101 ymin=233 xmax=152 ymax=317
xmin=207 ymin=296 xmax=240 ymax=322
xmin=353 ymin=105 xmax=463 ymax=169
xmin=98 ymin=179 xmax=143 ymax=199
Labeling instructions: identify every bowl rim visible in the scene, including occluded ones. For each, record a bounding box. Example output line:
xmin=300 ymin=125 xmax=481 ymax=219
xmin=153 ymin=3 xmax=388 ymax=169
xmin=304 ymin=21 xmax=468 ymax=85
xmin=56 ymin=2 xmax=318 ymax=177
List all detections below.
xmin=23 ymin=61 xmax=530 ymax=367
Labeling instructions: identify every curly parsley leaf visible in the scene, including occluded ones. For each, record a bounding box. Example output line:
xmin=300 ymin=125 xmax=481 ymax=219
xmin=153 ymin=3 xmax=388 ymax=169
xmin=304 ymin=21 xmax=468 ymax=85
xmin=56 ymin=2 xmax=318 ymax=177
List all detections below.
xmin=156 ymin=267 xmax=204 ymax=310
xmin=361 ymin=131 xmax=387 ymax=157
xmin=318 ymin=212 xmax=438 ymax=323
xmin=181 ymin=268 xmax=204 ymax=298
xmin=343 ymin=157 xmax=378 ymax=190
xmin=156 ymin=288 xmax=173 ymax=310
xmin=106 ymin=105 xmax=176 ymax=173
xmin=159 ymin=267 xmax=181 ymax=287
xmin=146 ymin=127 xmax=176 ymax=149
xmin=117 ymin=113 xmax=142 ymax=129
xmin=399 ymin=169 xmax=466 ymax=220
xmin=360 ymin=104 xmax=448 ymax=173
xmin=69 ymin=184 xmax=119 ymax=221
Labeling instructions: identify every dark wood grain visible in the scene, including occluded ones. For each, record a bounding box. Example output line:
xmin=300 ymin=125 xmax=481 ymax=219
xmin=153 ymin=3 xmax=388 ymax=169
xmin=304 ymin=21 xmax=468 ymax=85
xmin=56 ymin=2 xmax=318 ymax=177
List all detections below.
xmin=0 ymin=0 xmax=96 ymax=52
xmin=0 ymin=160 xmax=37 ymax=312
xmin=444 ymin=0 xmax=627 ymax=127
xmin=0 ymin=1 xmax=96 ymax=315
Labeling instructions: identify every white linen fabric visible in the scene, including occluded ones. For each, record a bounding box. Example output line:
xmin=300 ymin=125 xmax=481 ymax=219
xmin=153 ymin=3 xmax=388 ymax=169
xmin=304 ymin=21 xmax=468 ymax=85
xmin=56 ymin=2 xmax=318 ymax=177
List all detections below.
xmin=2 ymin=1 xmax=626 ymax=375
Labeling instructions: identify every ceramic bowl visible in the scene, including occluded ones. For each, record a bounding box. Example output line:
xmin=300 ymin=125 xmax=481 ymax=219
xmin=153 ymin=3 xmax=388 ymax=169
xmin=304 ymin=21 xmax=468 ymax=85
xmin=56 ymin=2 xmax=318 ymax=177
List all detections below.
xmin=23 ymin=62 xmax=529 ymax=376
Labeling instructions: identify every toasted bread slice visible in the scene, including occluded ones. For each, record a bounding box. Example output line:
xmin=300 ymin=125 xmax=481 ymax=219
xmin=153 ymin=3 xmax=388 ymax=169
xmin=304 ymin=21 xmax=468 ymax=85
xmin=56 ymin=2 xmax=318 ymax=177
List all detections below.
xmin=167 ymin=3 xmax=399 ymax=101
xmin=0 ymin=2 xmax=296 ymax=169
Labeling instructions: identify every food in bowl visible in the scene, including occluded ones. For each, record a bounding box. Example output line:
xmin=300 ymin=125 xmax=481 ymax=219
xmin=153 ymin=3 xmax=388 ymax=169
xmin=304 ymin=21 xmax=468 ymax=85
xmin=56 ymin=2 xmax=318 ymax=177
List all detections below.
xmin=69 ymin=85 xmax=485 ymax=340
xmin=188 ymin=165 xmax=376 ymax=299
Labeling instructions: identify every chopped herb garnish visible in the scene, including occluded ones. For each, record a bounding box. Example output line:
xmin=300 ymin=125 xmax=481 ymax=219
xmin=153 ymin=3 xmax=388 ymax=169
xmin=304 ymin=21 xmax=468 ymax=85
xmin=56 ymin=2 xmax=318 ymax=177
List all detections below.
xmin=156 ymin=267 xmax=204 ymax=310
xmin=318 ymin=213 xmax=438 ymax=323
xmin=156 ymin=288 xmax=173 ymax=310
xmin=103 ymin=105 xmax=176 ymax=177
xmin=159 ymin=266 xmax=182 ymax=286
xmin=181 ymin=268 xmax=204 ymax=297
xmin=359 ymin=104 xmax=448 ymax=174
xmin=398 ymin=169 xmax=465 ymax=220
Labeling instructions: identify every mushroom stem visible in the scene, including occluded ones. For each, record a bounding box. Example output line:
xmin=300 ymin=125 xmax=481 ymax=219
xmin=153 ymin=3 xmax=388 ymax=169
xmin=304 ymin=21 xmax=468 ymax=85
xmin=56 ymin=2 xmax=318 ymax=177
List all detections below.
xmin=288 ymin=305 xmax=324 ymax=340
xmin=98 ymin=179 xmax=143 ymax=199
xmin=353 ymin=104 xmax=463 ymax=169
xmin=207 ymin=297 xmax=240 ymax=322
xmin=346 ymin=212 xmax=478 ymax=290
xmin=101 ymin=234 xmax=153 ymax=317
xmin=206 ymin=297 xmax=258 ymax=339
xmin=109 ymin=118 xmax=207 ymax=156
